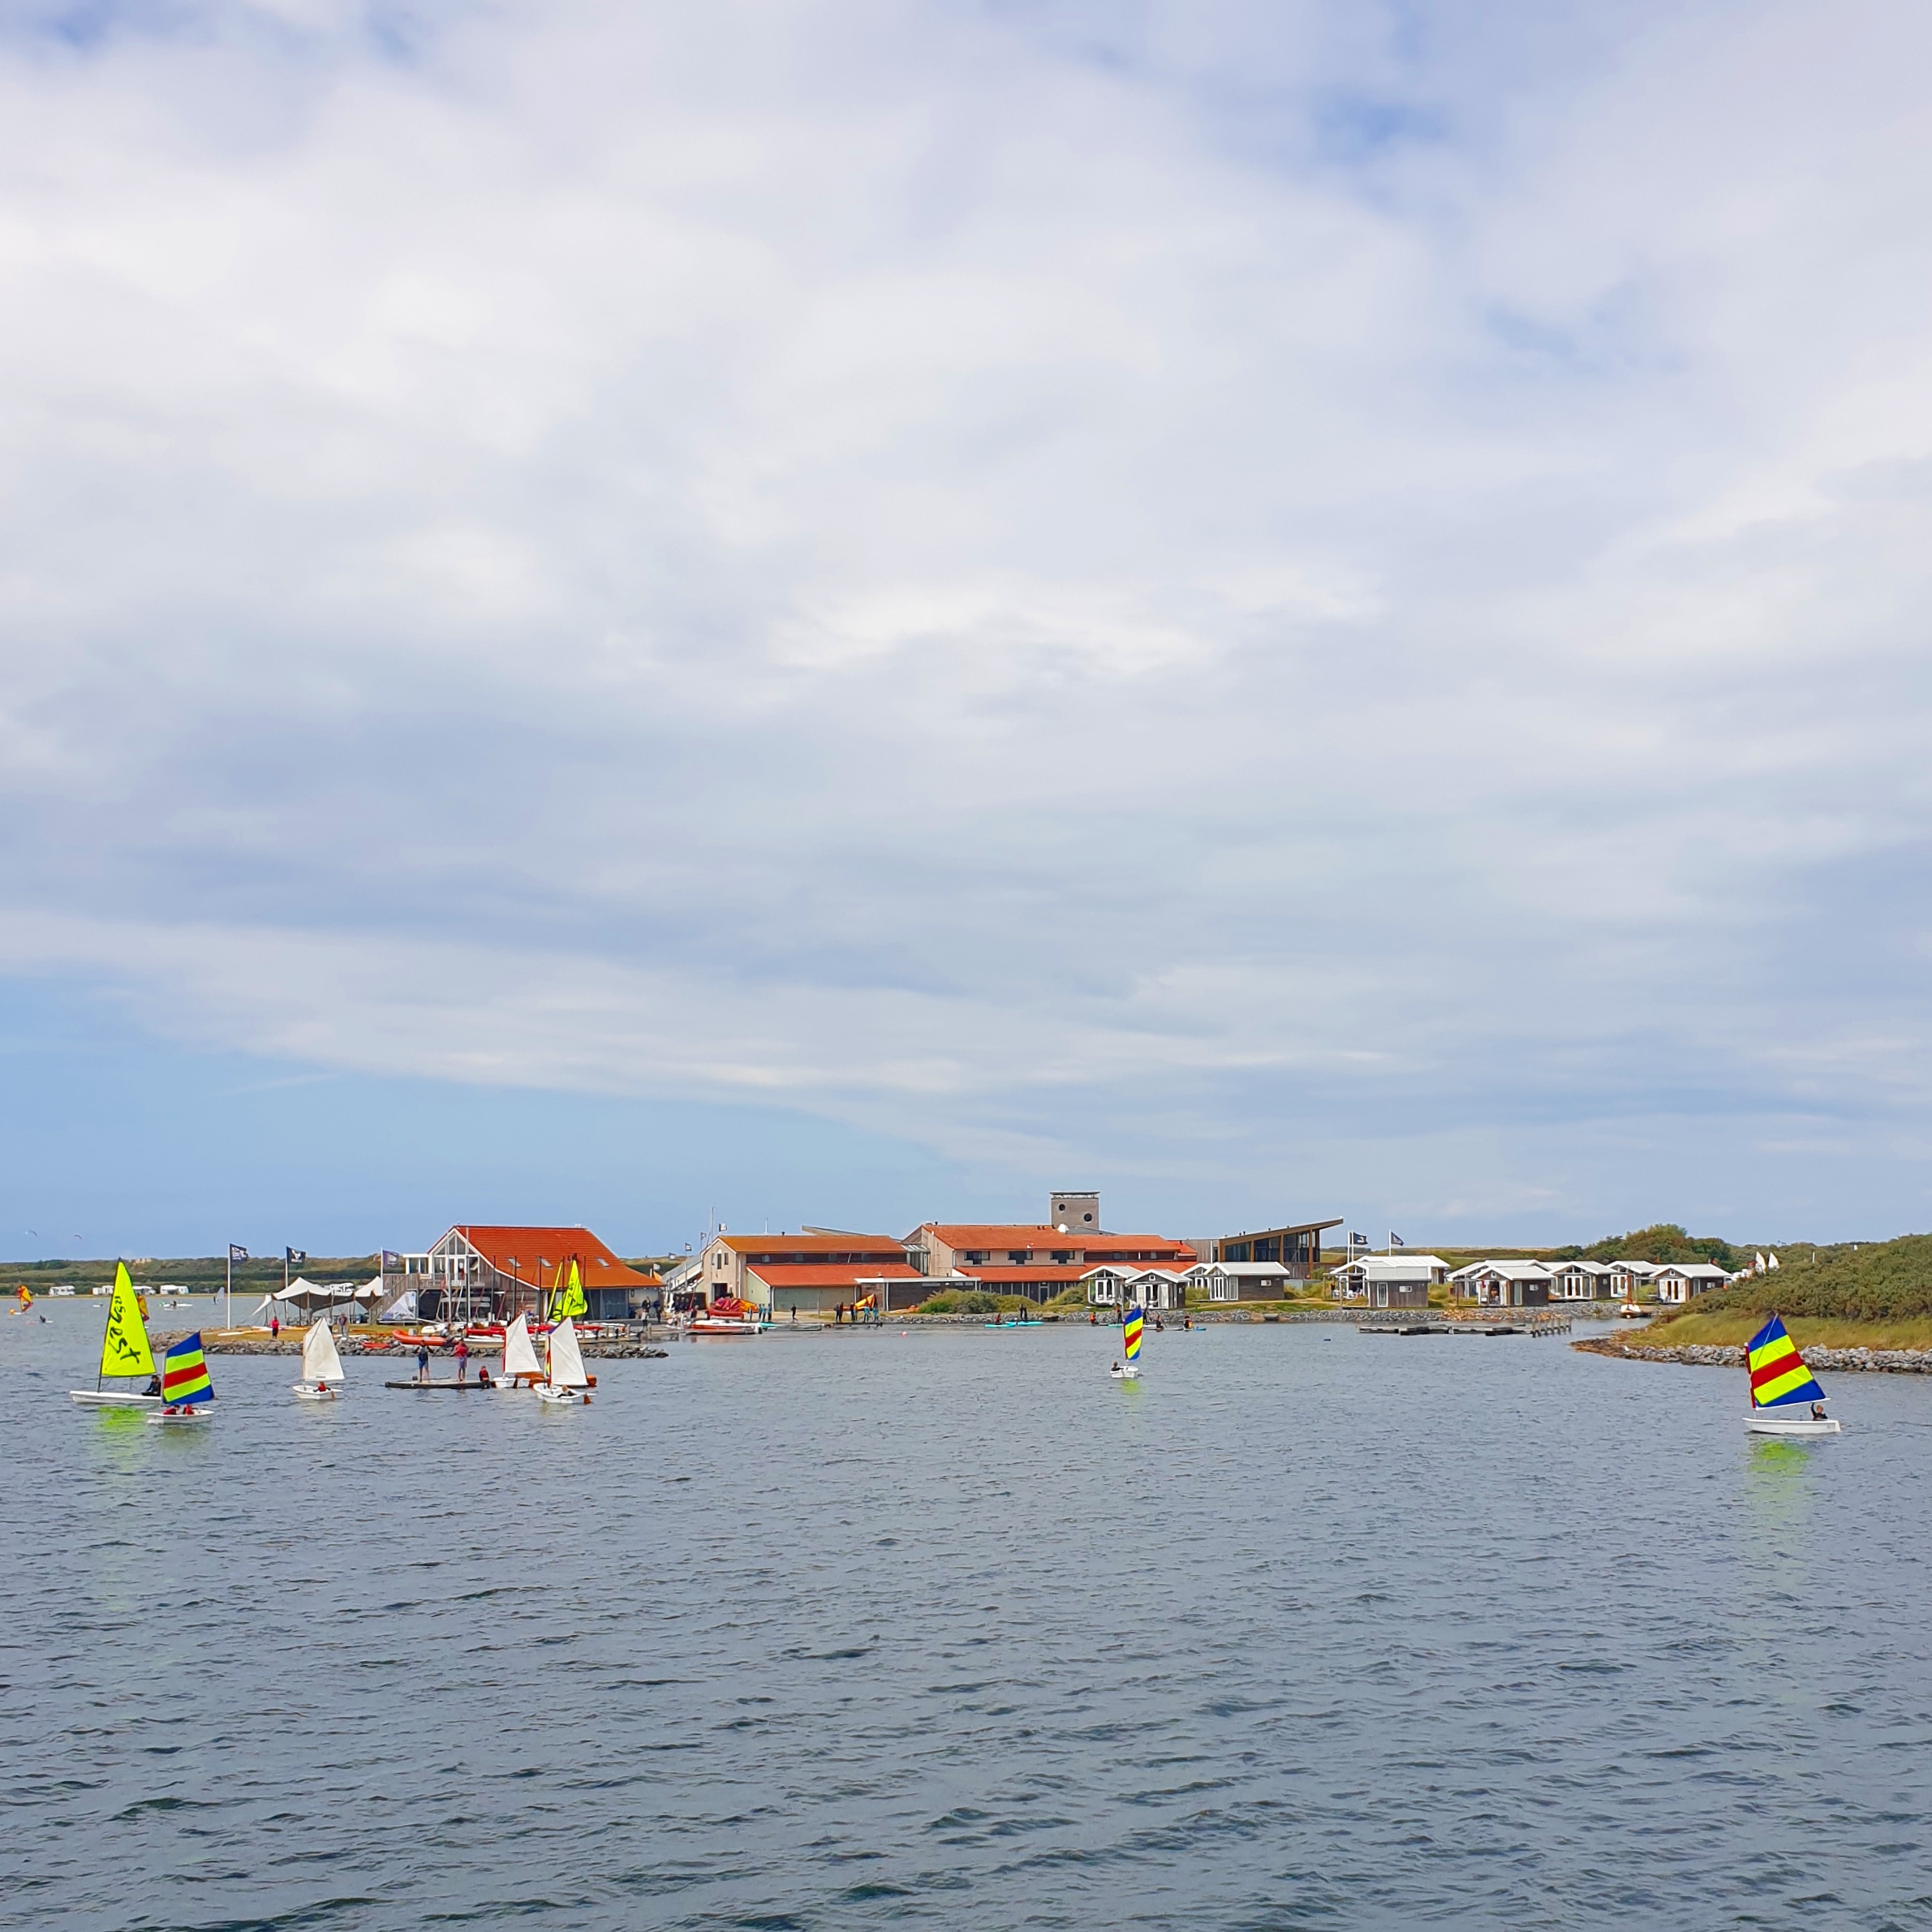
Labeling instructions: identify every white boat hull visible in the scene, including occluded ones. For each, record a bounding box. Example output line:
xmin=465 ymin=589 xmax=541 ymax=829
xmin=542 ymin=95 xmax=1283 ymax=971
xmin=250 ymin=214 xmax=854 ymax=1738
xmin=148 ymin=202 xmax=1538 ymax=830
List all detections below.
xmin=1748 ymin=1416 xmax=1843 ymax=1436
xmin=536 ymin=1385 xmax=587 ymax=1405
xmin=146 ymin=1409 xmax=213 ymax=1426
xmin=291 ymin=1383 xmax=341 ymax=1402
xmin=1110 ymin=1365 xmax=1139 ymax=1379
xmin=68 ymin=1390 xmax=161 ymax=1408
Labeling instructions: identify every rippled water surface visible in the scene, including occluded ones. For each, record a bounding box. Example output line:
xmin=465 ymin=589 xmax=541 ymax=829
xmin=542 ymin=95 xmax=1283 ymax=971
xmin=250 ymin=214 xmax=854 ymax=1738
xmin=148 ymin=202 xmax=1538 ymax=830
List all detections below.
xmin=8 ymin=1304 xmax=1932 ymax=1930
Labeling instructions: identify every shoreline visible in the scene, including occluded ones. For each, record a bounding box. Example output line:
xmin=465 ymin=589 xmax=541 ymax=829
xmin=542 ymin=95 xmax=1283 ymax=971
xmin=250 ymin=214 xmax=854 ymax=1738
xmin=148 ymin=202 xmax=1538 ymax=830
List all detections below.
xmin=1573 ymin=1334 xmax=1932 ymax=1374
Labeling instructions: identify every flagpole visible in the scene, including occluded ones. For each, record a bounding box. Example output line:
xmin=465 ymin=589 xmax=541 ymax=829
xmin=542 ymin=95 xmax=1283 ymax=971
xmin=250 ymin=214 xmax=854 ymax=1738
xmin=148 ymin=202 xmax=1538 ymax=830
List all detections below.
xmin=226 ymin=1246 xmax=232 ymax=1332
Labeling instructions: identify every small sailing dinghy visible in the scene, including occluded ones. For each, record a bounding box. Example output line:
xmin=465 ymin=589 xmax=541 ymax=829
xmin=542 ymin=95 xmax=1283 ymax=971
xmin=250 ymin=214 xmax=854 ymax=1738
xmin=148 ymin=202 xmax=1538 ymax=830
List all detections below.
xmin=498 ymin=1312 xmax=542 ymax=1389
xmin=293 ymin=1318 xmax=346 ymax=1401
xmin=1745 ymin=1315 xmax=1843 ymax=1435
xmin=69 ymin=1263 xmax=161 ymax=1407
xmin=536 ymin=1315 xmax=592 ymax=1405
xmin=1110 ymin=1306 xmax=1144 ymax=1380
xmin=148 ymin=1332 xmax=216 ymax=1424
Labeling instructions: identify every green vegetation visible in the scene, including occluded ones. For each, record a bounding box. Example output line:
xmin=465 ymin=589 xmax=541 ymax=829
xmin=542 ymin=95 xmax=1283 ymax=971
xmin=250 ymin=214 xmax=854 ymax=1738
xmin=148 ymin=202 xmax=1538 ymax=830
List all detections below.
xmin=1 ymin=1253 xmax=377 ymax=1293
xmin=916 ymin=1289 xmax=1010 ymax=1315
xmin=1657 ymin=1233 xmax=1932 ymax=1325
xmin=1551 ymin=1224 xmax=1742 ymax=1269
xmin=1620 ymin=1310 xmax=1932 ymax=1353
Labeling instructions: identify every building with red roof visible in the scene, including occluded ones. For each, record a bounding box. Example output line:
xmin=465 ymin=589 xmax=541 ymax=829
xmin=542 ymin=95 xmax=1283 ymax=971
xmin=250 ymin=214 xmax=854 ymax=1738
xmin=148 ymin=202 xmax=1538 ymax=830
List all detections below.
xmin=421 ymin=1224 xmax=661 ymax=1323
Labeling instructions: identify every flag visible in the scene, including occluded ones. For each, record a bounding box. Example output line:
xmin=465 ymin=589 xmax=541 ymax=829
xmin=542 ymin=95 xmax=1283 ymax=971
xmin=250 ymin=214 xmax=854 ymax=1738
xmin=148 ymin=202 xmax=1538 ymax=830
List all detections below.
xmin=1390 ymin=1233 xmax=1405 ymax=1246
xmin=229 ymin=1244 xmax=248 ymax=1263
xmin=101 ymin=1261 xmax=155 ymax=1379
xmin=1746 ymin=1315 xmax=1824 ymax=1409
xmin=1350 ymin=1232 xmax=1366 ymax=1248
xmin=285 ymin=1246 xmax=306 ymax=1267
xmin=1123 ymin=1307 xmax=1144 ymax=1362
xmin=381 ymin=1250 xmax=400 ymax=1268
xmin=161 ymin=1332 xmax=214 ymax=1407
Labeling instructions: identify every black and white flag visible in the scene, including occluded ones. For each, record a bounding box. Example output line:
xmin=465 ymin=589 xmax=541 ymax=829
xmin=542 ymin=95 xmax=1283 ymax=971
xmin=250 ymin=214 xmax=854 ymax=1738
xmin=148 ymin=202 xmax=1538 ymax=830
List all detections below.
xmin=285 ymin=1246 xmax=306 ymax=1267
xmin=229 ymin=1244 xmax=248 ymax=1262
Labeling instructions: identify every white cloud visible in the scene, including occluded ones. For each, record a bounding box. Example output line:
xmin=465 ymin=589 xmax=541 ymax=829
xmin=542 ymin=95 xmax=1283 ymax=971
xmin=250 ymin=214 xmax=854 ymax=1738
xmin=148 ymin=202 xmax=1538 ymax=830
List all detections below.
xmin=2 ymin=0 xmax=1932 ymax=1227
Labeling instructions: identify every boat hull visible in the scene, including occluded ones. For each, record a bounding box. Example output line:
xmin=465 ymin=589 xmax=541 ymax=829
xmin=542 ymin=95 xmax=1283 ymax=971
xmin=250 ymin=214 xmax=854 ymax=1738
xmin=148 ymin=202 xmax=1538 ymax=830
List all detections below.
xmin=536 ymin=1385 xmax=587 ymax=1405
xmin=146 ymin=1409 xmax=212 ymax=1426
xmin=68 ymin=1390 xmax=161 ymax=1408
xmin=291 ymin=1383 xmax=341 ymax=1402
xmin=687 ymin=1321 xmax=763 ymax=1336
xmin=1109 ymin=1366 xmax=1139 ymax=1379
xmin=1747 ymin=1416 xmax=1843 ymax=1436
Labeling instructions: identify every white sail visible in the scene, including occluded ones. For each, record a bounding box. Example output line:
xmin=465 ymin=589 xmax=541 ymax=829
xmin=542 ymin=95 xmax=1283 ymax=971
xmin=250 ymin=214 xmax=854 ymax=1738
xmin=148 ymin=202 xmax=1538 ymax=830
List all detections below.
xmin=546 ymin=1317 xmax=588 ymax=1389
xmin=302 ymin=1319 xmax=346 ymax=1384
xmin=503 ymin=1314 xmax=540 ymax=1380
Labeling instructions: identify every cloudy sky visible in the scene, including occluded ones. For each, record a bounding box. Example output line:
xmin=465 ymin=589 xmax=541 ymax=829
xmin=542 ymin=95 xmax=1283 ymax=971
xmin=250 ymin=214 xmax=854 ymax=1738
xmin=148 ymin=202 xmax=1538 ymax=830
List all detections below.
xmin=2 ymin=0 xmax=1930 ymax=1257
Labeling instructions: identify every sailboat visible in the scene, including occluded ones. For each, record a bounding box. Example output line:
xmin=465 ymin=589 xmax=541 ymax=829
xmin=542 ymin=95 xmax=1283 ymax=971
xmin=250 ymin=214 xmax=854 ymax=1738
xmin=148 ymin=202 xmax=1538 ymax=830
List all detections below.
xmin=292 ymin=1317 xmax=346 ymax=1401
xmin=498 ymin=1312 xmax=542 ymax=1389
xmin=148 ymin=1332 xmax=216 ymax=1423
xmin=536 ymin=1315 xmax=592 ymax=1405
xmin=1110 ymin=1306 xmax=1144 ymax=1379
xmin=1745 ymin=1315 xmax=1844 ymax=1435
xmin=68 ymin=1263 xmax=161 ymax=1407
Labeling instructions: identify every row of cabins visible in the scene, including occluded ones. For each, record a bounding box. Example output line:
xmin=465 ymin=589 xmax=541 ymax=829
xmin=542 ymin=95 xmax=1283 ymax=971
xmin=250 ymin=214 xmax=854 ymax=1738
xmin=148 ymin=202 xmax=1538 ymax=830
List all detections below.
xmin=384 ymin=1221 xmax=1739 ymax=1323
xmin=1327 ymin=1254 xmax=1735 ymax=1310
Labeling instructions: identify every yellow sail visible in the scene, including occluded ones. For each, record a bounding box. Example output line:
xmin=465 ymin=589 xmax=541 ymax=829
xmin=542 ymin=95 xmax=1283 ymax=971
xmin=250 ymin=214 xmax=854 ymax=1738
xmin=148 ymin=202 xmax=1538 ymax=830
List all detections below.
xmin=101 ymin=1262 xmax=156 ymax=1379
xmin=548 ymin=1259 xmax=587 ymax=1322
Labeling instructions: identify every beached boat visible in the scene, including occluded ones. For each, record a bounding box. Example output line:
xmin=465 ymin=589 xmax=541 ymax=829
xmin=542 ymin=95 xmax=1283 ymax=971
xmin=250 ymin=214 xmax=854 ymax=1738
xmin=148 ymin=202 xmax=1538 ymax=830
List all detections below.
xmin=293 ymin=1318 xmax=346 ymax=1401
xmin=68 ymin=1263 xmax=162 ymax=1407
xmin=536 ymin=1315 xmax=592 ymax=1405
xmin=1745 ymin=1315 xmax=1844 ymax=1435
xmin=688 ymin=1295 xmax=764 ymax=1336
xmin=1110 ymin=1306 xmax=1143 ymax=1379
xmin=147 ymin=1332 xmax=216 ymax=1423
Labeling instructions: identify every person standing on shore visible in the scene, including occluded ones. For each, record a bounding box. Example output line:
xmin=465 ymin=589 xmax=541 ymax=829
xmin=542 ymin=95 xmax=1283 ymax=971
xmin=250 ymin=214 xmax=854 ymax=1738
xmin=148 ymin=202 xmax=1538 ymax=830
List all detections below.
xmin=270 ymin=1315 xmax=279 ymax=1341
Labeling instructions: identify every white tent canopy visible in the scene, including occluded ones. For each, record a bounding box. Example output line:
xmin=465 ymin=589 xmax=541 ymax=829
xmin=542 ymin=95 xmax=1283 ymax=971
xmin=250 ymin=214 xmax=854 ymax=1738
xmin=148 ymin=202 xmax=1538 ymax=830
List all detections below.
xmin=271 ymin=1277 xmax=381 ymax=1315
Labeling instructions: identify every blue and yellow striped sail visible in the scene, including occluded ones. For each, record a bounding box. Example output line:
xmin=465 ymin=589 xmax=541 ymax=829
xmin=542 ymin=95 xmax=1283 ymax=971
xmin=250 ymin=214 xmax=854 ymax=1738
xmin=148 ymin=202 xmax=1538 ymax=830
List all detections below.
xmin=161 ymin=1332 xmax=214 ymax=1407
xmin=1747 ymin=1315 xmax=1824 ymax=1409
xmin=1123 ymin=1308 xmax=1144 ymax=1362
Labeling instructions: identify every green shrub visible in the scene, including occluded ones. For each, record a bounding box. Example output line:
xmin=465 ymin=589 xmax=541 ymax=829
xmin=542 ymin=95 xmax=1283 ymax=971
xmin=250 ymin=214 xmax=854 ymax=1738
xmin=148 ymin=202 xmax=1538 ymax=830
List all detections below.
xmin=916 ymin=1289 xmax=1002 ymax=1315
xmin=1679 ymin=1234 xmax=1932 ymax=1323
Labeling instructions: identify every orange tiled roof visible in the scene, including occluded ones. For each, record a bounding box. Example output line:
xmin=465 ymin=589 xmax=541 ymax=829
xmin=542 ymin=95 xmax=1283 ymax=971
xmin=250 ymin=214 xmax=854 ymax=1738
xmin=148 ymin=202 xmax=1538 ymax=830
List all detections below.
xmin=743 ymin=1263 xmax=925 ymax=1288
xmin=715 ymin=1233 xmax=906 ymax=1257
xmin=449 ymin=1224 xmax=659 ymax=1292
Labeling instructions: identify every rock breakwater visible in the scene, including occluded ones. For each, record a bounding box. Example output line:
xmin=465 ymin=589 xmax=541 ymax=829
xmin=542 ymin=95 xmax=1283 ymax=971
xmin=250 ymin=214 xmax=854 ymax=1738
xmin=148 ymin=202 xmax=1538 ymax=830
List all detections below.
xmin=1574 ymin=1336 xmax=1932 ymax=1374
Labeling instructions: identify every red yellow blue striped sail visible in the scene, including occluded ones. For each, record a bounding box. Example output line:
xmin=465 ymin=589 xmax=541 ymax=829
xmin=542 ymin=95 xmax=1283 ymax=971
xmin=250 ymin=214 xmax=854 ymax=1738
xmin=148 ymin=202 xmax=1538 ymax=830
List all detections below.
xmin=1123 ymin=1308 xmax=1144 ymax=1362
xmin=161 ymin=1332 xmax=214 ymax=1407
xmin=1746 ymin=1315 xmax=1825 ymax=1409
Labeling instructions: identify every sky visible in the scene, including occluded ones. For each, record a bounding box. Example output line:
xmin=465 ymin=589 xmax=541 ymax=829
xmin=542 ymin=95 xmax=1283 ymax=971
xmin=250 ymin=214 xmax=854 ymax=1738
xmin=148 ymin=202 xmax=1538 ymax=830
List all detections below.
xmin=4 ymin=0 xmax=1932 ymax=1258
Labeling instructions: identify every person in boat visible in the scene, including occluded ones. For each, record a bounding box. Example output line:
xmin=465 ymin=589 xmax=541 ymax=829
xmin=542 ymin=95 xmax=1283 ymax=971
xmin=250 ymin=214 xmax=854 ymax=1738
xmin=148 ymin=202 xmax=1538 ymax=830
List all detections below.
xmin=144 ymin=1373 xmax=162 ymax=1396
xmin=1812 ymin=1401 xmax=1828 ymax=1420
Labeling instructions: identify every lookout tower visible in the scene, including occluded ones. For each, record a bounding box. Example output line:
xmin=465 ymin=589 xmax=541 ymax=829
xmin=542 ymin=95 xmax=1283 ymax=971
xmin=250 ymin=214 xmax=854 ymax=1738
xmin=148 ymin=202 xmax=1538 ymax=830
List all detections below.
xmin=1050 ymin=1190 xmax=1100 ymax=1233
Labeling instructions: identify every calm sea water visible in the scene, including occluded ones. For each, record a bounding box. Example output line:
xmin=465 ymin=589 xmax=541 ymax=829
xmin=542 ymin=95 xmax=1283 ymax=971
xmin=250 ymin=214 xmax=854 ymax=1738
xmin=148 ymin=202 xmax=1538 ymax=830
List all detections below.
xmin=6 ymin=1303 xmax=1932 ymax=1930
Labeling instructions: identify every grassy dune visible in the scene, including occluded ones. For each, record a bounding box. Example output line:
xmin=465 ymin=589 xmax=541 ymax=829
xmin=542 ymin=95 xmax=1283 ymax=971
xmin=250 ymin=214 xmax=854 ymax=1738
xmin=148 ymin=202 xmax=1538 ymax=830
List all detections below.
xmin=1626 ymin=1311 xmax=1932 ymax=1352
